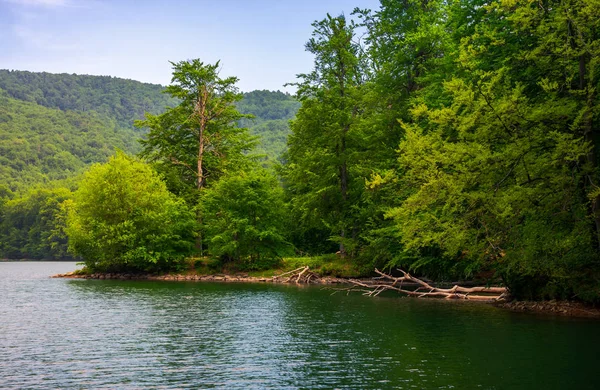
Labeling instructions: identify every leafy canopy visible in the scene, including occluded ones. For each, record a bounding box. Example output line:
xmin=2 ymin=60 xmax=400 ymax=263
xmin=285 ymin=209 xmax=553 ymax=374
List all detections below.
xmin=202 ymin=167 xmax=291 ymax=268
xmin=137 ymin=59 xmax=255 ymax=200
xmin=66 ymin=152 xmax=195 ymax=273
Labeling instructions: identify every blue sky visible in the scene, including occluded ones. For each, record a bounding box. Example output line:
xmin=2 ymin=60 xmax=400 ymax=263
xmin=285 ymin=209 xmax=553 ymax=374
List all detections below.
xmin=0 ymin=0 xmax=381 ymax=92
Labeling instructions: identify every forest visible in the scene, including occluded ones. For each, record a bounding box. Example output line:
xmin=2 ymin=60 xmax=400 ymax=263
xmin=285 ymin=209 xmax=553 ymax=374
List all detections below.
xmin=1 ymin=0 xmax=599 ymax=302
xmin=0 ymin=70 xmax=297 ymax=260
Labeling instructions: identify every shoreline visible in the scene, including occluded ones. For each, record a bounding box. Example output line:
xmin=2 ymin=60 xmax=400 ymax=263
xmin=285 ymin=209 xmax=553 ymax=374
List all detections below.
xmin=51 ymin=270 xmax=348 ymax=285
xmin=494 ymin=300 xmax=600 ymax=319
xmin=52 ymin=271 xmax=600 ymax=319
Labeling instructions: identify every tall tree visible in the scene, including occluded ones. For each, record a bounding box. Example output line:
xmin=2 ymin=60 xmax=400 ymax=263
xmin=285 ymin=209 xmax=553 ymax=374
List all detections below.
xmin=137 ymin=59 xmax=254 ymax=200
xmin=353 ymin=0 xmax=454 ymax=269
xmin=284 ymin=14 xmax=367 ymax=256
xmin=136 ymin=59 xmax=255 ymax=254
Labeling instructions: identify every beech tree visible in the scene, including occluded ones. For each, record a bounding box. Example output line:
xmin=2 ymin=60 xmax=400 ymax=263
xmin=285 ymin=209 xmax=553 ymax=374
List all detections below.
xmin=137 ymin=59 xmax=254 ymax=201
xmin=65 ymin=152 xmax=195 ymax=273
xmin=283 ymin=14 xmax=367 ymax=256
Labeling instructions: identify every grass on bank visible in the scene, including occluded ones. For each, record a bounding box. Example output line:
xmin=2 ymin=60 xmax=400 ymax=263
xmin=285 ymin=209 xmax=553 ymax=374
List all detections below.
xmin=73 ymin=254 xmax=365 ymax=278
xmin=185 ymin=254 xmax=363 ymax=278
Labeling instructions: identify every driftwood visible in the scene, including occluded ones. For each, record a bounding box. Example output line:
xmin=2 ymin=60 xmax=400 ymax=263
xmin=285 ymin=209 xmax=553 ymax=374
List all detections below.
xmin=345 ymin=269 xmax=507 ymax=302
xmin=272 ymin=266 xmax=321 ymax=284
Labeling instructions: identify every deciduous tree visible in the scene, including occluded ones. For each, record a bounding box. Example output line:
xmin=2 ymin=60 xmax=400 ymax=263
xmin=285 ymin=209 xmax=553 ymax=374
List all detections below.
xmin=284 ymin=14 xmax=367 ymax=256
xmin=66 ymin=152 xmax=195 ymax=273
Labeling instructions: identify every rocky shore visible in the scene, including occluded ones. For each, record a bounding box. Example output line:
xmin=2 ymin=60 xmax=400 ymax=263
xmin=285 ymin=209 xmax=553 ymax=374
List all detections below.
xmin=495 ymin=300 xmax=600 ymax=318
xmin=52 ymin=271 xmax=600 ymax=318
xmin=52 ymin=271 xmax=346 ymax=284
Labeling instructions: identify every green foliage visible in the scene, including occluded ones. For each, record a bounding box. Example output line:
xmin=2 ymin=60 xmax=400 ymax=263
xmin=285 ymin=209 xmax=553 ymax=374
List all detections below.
xmin=137 ymin=59 xmax=255 ymax=200
xmin=281 ymin=0 xmax=600 ymax=301
xmin=66 ymin=152 xmax=195 ymax=273
xmin=237 ymin=90 xmax=300 ymax=162
xmin=378 ymin=0 xmax=600 ymax=300
xmin=283 ymin=14 xmax=370 ymax=256
xmin=202 ymin=167 xmax=291 ymax=268
xmin=392 ymin=74 xmax=591 ymax=275
xmin=0 ymin=89 xmax=140 ymax=192
xmin=0 ymin=186 xmax=72 ymax=259
xmin=0 ymin=69 xmax=176 ymax=130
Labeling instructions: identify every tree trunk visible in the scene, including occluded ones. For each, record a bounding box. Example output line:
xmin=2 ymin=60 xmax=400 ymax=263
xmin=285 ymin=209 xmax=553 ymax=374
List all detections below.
xmin=196 ymin=86 xmax=208 ymax=191
xmin=194 ymin=87 xmax=209 ymax=253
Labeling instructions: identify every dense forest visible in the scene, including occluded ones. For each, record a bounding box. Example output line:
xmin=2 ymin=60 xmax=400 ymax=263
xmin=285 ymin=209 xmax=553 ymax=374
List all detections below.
xmin=0 ymin=71 xmax=298 ymax=260
xmin=236 ymin=90 xmax=300 ymax=162
xmin=0 ymin=70 xmax=177 ymax=130
xmin=2 ymin=0 xmax=599 ymax=303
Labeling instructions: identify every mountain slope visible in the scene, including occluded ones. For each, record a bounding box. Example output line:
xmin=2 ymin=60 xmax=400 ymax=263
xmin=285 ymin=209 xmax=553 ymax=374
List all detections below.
xmin=0 ymin=69 xmax=177 ymax=130
xmin=237 ymin=90 xmax=300 ymax=161
xmin=0 ymin=89 xmax=139 ymax=191
xmin=0 ymin=71 xmax=300 ymax=191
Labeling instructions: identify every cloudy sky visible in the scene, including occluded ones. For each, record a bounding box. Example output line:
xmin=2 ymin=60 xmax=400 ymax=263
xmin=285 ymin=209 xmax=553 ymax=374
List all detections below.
xmin=0 ymin=0 xmax=380 ymax=92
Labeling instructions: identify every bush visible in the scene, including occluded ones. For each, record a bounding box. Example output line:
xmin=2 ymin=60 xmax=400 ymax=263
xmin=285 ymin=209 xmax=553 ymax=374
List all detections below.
xmin=202 ymin=167 xmax=291 ymax=264
xmin=66 ymin=152 xmax=195 ymax=273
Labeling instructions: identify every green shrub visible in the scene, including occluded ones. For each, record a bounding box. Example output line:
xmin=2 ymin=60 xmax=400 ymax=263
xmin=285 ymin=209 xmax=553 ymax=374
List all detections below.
xmin=202 ymin=167 xmax=292 ymax=265
xmin=66 ymin=152 xmax=196 ymax=273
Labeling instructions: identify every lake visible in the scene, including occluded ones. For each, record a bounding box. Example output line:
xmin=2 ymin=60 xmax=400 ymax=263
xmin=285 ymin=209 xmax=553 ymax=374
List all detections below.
xmin=1 ymin=262 xmax=599 ymax=389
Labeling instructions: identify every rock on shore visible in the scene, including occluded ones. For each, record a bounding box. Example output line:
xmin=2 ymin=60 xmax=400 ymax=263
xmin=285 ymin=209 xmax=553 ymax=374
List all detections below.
xmin=495 ymin=300 xmax=600 ymax=318
xmin=51 ymin=271 xmax=345 ymax=284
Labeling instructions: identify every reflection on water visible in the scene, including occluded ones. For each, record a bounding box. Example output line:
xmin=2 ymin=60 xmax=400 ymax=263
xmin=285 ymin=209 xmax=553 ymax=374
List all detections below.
xmin=1 ymin=262 xmax=599 ymax=389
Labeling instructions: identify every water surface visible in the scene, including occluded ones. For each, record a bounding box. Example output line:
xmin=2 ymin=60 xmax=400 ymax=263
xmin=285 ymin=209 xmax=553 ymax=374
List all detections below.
xmin=1 ymin=262 xmax=599 ymax=389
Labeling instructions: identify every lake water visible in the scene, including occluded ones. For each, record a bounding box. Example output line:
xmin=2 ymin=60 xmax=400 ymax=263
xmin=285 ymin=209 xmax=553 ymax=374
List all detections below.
xmin=1 ymin=262 xmax=599 ymax=389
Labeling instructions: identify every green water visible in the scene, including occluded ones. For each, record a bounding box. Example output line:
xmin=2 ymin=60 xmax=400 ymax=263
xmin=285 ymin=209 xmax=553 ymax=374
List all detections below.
xmin=1 ymin=262 xmax=599 ymax=389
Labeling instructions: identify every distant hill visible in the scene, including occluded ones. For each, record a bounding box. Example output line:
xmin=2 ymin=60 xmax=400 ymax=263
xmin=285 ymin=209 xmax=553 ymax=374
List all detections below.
xmin=0 ymin=70 xmax=299 ymax=191
xmin=0 ymin=69 xmax=177 ymax=130
xmin=0 ymin=89 xmax=140 ymax=191
xmin=237 ymin=90 xmax=300 ymax=162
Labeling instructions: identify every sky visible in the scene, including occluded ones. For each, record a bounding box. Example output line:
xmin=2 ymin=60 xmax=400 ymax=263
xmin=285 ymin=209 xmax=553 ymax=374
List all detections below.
xmin=0 ymin=0 xmax=381 ymax=92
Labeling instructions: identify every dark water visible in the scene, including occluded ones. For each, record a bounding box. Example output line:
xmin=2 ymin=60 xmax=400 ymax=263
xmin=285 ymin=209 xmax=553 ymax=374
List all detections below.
xmin=1 ymin=262 xmax=599 ymax=389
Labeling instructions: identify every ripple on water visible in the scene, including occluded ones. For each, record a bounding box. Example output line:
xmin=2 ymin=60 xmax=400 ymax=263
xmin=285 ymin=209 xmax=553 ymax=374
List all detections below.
xmin=1 ymin=262 xmax=600 ymax=389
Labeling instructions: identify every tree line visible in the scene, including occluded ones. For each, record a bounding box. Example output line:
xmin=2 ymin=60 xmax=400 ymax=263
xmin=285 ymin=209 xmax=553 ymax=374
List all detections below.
xmin=2 ymin=0 xmax=599 ymax=302
xmin=281 ymin=0 xmax=599 ymax=301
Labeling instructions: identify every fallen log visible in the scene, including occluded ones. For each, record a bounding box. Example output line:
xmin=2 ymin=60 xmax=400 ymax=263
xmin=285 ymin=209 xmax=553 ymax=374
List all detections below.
xmin=345 ymin=269 xmax=507 ymax=302
xmin=272 ymin=266 xmax=321 ymax=284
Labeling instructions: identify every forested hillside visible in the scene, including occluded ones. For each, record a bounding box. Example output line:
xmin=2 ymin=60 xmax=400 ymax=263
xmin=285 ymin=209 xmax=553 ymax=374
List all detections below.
xmin=0 ymin=70 xmax=177 ymax=130
xmin=237 ymin=90 xmax=300 ymax=161
xmin=0 ymin=90 xmax=140 ymax=191
xmin=0 ymin=70 xmax=298 ymax=259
